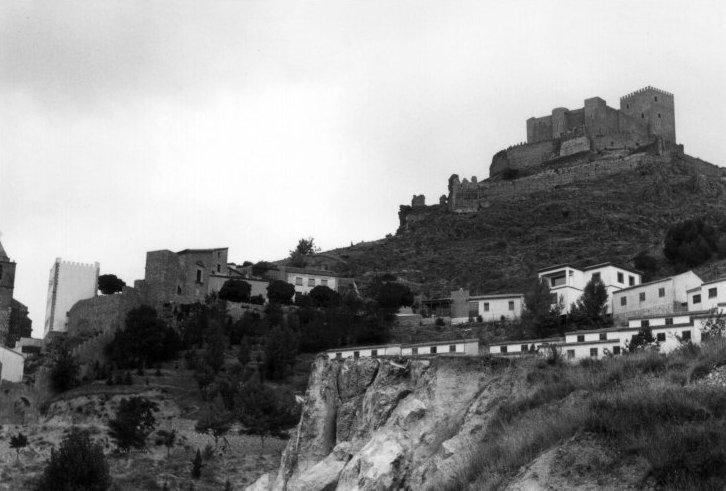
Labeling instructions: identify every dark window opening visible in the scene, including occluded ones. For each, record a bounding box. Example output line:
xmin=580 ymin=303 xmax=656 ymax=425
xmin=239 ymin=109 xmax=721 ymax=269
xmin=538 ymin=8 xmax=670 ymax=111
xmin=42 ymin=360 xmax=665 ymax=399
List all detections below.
xmin=449 ymin=345 xmax=456 ymax=352
xmin=177 ymin=286 xmax=182 ymax=295
xmin=371 ymin=349 xmax=378 ymax=357
xmin=431 ymin=346 xmax=437 ymax=354
xmin=709 ymin=287 xmax=717 ymax=298
xmin=613 ymin=346 xmax=621 ymax=355
xmin=639 ymin=292 xmax=646 ymax=302
xmin=196 ymin=270 xmax=202 ymax=283
xmin=621 ymin=297 xmax=627 ymax=306
xmin=659 ymin=287 xmax=665 ymax=298
xmin=655 ymin=96 xmax=658 ymax=102
xmin=217 ymin=264 xmax=221 ymax=273
xmin=641 ymin=113 xmax=645 ymax=119
xmin=567 ymin=349 xmax=575 ymax=359
xmin=599 ymin=333 xmax=607 ymax=341
xmin=657 ymin=333 xmax=666 ymax=342
xmin=336 ymin=352 xmax=342 ymax=359
xmin=682 ymin=330 xmax=692 ymax=341
xmin=629 ymin=275 xmax=635 ymax=286
xmin=501 ymin=346 xmax=508 ymax=354
xmin=353 ymin=351 xmax=360 ymax=359
xmin=641 ymin=320 xmax=650 ymax=328
xmin=693 ymin=294 xmax=701 ymax=304
xmin=412 ymin=347 xmax=418 ymax=355
xmin=521 ymin=344 xmax=528 ymax=352
xmin=658 ymin=113 xmax=661 ymax=118
xmin=617 ymin=272 xmax=624 ymax=283
xmin=592 ymin=272 xmax=601 ymax=281
xmin=577 ymin=335 xmax=585 ymax=342
xmin=665 ymin=317 xmax=673 ymax=325
xmin=508 ymin=301 xmax=515 ymax=311
xmin=590 ymin=348 xmax=598 ymax=357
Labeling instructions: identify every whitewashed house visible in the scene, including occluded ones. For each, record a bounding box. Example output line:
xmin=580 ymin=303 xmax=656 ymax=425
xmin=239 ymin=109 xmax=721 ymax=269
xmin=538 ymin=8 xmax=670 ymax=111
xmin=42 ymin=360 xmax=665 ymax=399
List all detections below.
xmin=686 ymin=277 xmax=726 ymax=312
xmin=326 ymin=344 xmax=402 ymax=360
xmin=538 ymin=262 xmax=641 ymax=314
xmin=611 ymin=271 xmax=702 ymax=322
xmin=401 ymin=338 xmax=480 ymax=356
xmin=462 ymin=293 xmax=524 ymax=324
xmin=487 ymin=337 xmax=562 ymax=356
xmin=0 ymin=345 xmax=24 ymax=383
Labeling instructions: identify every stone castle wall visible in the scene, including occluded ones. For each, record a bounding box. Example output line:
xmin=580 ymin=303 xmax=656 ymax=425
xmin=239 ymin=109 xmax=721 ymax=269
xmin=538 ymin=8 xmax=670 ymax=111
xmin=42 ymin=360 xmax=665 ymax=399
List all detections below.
xmin=67 ymin=287 xmax=141 ymax=338
xmin=450 ymin=154 xmax=659 ymax=211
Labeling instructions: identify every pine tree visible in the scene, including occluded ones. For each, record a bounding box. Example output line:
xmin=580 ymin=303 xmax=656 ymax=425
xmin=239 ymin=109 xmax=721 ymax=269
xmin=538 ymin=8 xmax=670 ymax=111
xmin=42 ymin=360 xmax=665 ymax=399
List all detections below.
xmin=37 ymin=428 xmax=111 ymax=490
xmin=191 ymin=449 xmax=204 ymax=479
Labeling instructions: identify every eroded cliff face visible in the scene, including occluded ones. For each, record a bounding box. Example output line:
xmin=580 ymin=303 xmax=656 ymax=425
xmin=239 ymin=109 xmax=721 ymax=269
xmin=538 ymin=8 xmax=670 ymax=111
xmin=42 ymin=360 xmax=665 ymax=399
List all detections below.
xmin=251 ymin=354 xmax=523 ymax=491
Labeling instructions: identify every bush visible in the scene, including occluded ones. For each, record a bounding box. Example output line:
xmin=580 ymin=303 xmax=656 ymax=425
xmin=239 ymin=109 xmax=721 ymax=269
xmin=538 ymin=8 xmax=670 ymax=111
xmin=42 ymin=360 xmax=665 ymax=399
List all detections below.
xmin=218 ymin=280 xmax=252 ymax=303
xmin=108 ymin=397 xmax=159 ymax=452
xmin=267 ymin=280 xmax=295 ymax=305
xmin=50 ymin=347 xmax=79 ymax=393
xmin=105 ymin=306 xmax=181 ymax=369
xmin=37 ymin=428 xmax=111 ymax=490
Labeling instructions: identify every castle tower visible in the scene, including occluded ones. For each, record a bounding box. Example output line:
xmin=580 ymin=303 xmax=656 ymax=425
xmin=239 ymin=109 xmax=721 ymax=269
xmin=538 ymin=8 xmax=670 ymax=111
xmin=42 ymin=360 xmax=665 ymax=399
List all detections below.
xmin=0 ymin=239 xmax=17 ymax=346
xmin=43 ymin=258 xmax=100 ymax=338
xmin=619 ymin=86 xmax=676 ymax=145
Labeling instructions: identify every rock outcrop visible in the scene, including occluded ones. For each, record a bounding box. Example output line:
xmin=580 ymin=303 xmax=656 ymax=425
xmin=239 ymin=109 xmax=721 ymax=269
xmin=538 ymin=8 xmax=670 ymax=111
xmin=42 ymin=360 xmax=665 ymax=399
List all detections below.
xmin=250 ymin=354 xmax=522 ymax=491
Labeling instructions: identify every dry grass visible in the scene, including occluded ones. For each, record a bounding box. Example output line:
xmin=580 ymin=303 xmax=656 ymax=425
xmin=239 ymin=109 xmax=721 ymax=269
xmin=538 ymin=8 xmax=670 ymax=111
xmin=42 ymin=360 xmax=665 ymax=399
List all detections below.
xmin=438 ymin=338 xmax=726 ymax=490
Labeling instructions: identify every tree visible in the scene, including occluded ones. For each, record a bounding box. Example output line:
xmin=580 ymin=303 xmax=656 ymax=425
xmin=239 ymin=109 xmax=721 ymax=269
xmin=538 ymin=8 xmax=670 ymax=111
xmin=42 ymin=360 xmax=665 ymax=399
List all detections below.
xmin=235 ymin=382 xmax=300 ymax=455
xmin=251 ymin=261 xmax=277 ymax=278
xmin=50 ymin=346 xmax=79 ymax=393
xmin=627 ymin=326 xmax=657 ymax=352
xmin=291 ymin=237 xmax=320 ymax=257
xmin=10 ymin=432 xmax=27 ymax=464
xmin=664 ymin=218 xmax=718 ymax=270
xmin=191 ymin=449 xmax=204 ymax=479
xmin=156 ymin=429 xmax=177 ymax=457
xmin=205 ymin=326 xmax=228 ymax=373
xmin=375 ymin=282 xmax=414 ymax=313
xmin=267 ymin=280 xmax=295 ymax=305
xmin=7 ymin=299 xmax=32 ymax=348
xmin=37 ymin=427 xmax=111 ymax=491
xmin=238 ymin=335 xmax=251 ymax=366
xmin=264 ymin=325 xmax=298 ymax=380
xmin=569 ymin=278 xmax=610 ymax=327
xmin=521 ymin=278 xmax=563 ymax=339
xmin=308 ymin=285 xmax=342 ymax=309
xmin=108 ymin=397 xmax=159 ymax=452
xmin=106 ymin=306 xmax=181 ymax=369
xmin=633 ymin=251 xmax=658 ymax=281
xmin=97 ymin=274 xmax=126 ymax=295
xmin=195 ymin=402 xmax=233 ymax=450
xmin=218 ymin=279 xmax=252 ymax=303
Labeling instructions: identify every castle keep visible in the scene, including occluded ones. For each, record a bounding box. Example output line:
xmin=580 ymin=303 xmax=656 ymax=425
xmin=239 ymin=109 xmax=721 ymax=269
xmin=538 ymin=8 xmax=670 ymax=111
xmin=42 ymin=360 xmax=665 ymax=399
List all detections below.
xmin=490 ymin=86 xmax=676 ymax=177
xmin=0 ymin=239 xmax=16 ymax=346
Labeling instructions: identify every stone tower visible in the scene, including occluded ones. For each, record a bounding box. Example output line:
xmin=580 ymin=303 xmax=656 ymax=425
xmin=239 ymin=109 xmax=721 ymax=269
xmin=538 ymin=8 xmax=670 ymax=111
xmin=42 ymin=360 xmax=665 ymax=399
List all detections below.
xmin=619 ymin=86 xmax=676 ymax=145
xmin=0 ymin=239 xmax=16 ymax=346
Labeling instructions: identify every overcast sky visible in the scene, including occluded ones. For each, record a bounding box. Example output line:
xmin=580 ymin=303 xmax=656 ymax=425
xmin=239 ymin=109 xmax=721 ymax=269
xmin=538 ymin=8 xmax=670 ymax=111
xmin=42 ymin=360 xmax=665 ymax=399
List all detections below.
xmin=1 ymin=0 xmax=725 ymax=336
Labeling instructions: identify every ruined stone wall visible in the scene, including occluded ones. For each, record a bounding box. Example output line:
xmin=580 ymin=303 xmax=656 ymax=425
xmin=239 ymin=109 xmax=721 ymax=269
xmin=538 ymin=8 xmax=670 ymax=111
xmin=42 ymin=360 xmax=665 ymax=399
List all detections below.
xmin=678 ymin=154 xmax=726 ymax=178
xmin=504 ymin=140 xmax=558 ymax=173
xmin=67 ymin=287 xmax=141 ymax=338
xmin=452 ymin=154 xmax=658 ymax=210
xmin=559 ymin=136 xmax=591 ymax=156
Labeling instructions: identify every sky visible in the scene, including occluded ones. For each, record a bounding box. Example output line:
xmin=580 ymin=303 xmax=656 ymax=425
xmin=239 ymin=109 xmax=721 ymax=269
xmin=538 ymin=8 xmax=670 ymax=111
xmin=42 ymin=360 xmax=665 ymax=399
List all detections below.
xmin=1 ymin=0 xmax=726 ymax=336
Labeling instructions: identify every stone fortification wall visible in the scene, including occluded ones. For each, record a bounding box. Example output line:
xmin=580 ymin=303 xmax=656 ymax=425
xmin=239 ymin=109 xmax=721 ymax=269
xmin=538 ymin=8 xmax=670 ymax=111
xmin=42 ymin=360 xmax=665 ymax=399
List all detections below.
xmin=559 ymin=136 xmax=591 ymax=156
xmin=72 ymin=330 xmax=115 ymax=377
xmin=491 ymin=140 xmax=558 ymax=176
xmin=451 ymin=154 xmax=656 ymax=211
xmin=679 ymin=154 xmax=726 ymax=178
xmin=67 ymin=287 xmax=141 ymax=338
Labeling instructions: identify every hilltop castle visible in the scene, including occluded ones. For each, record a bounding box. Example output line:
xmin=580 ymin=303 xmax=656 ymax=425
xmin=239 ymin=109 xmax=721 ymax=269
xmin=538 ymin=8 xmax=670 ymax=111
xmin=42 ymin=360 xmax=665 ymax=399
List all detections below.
xmin=490 ymin=86 xmax=677 ymax=177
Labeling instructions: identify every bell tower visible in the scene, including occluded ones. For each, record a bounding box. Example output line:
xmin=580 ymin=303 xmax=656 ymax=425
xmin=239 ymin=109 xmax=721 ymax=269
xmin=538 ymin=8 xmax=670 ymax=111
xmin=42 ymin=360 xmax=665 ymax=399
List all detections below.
xmin=0 ymin=239 xmax=16 ymax=346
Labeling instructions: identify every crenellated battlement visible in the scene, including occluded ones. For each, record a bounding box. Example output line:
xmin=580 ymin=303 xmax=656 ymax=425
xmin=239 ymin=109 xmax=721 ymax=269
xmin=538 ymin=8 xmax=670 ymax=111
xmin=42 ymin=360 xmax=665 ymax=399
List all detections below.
xmin=620 ymin=86 xmax=673 ymax=100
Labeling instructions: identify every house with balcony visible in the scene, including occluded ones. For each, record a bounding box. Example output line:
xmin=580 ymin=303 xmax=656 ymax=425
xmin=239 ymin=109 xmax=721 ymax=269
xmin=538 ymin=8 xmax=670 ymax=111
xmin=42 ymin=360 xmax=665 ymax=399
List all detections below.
xmin=538 ymin=262 xmax=642 ymax=314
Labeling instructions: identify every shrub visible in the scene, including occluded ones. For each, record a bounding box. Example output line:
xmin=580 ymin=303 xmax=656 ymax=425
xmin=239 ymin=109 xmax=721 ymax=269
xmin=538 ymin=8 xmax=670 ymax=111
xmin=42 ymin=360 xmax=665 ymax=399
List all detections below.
xmin=267 ymin=280 xmax=296 ymax=305
xmin=37 ymin=428 xmax=111 ymax=490
xmin=191 ymin=449 xmax=203 ymax=479
xmin=218 ymin=279 xmax=252 ymax=303
xmin=108 ymin=397 xmax=159 ymax=452
xmin=50 ymin=347 xmax=80 ymax=393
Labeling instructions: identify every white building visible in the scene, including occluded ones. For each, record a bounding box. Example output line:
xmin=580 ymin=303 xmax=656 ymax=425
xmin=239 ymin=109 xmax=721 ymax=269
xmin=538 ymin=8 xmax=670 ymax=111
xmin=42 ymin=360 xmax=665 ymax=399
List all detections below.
xmin=488 ymin=337 xmax=562 ymax=356
xmin=44 ymin=258 xmax=100 ymax=338
xmin=325 ymin=338 xmax=480 ymax=359
xmin=0 ymin=345 xmax=24 ymax=383
xmin=461 ymin=293 xmax=524 ymax=324
xmin=686 ymin=277 xmax=726 ymax=312
xmin=538 ymin=262 xmax=642 ymax=314
xmin=283 ymin=267 xmax=339 ymax=295
xmin=611 ymin=271 xmax=702 ymax=322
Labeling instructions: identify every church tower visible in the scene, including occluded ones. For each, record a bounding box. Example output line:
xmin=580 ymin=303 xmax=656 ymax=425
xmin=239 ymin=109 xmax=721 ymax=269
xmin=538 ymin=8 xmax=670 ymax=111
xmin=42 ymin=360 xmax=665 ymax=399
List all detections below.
xmin=0 ymin=239 xmax=17 ymax=346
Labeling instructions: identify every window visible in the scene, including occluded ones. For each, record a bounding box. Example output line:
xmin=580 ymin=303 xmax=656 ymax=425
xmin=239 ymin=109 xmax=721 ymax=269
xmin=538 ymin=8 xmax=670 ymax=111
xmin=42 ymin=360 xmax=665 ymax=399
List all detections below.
xmin=321 ymin=279 xmax=328 ymax=286
xmin=177 ymin=286 xmax=182 ymax=295
xmin=469 ymin=302 xmax=479 ymax=317
xmin=336 ymin=352 xmax=342 ymax=359
xmin=521 ymin=344 xmax=528 ymax=352
xmin=658 ymin=113 xmax=661 ymax=118
xmin=658 ymin=287 xmax=665 ymax=298
xmin=617 ymin=272 xmax=624 ymax=283
xmin=620 ymin=297 xmax=627 ymax=306
xmin=626 ymin=104 xmax=630 ymax=109
xmin=665 ymin=317 xmax=673 ymax=325
xmin=629 ymin=276 xmax=635 ymax=286
xmin=590 ymin=348 xmax=598 ymax=357
xmin=551 ymin=275 xmax=566 ymax=287
xmin=641 ymin=320 xmax=649 ymax=328
xmin=295 ymin=277 xmax=303 ymax=286
xmin=639 ymin=292 xmax=646 ymax=302
xmin=655 ymin=96 xmax=658 ymax=102
xmin=412 ymin=347 xmax=418 ymax=355
xmin=431 ymin=346 xmax=437 ymax=354
xmin=483 ymin=302 xmax=490 ymax=312
xmin=353 ymin=351 xmax=360 ymax=359
xmin=592 ymin=272 xmax=601 ymax=281
xmin=567 ymin=349 xmax=575 ymax=359
xmin=196 ymin=270 xmax=202 ymax=283
xmin=599 ymin=333 xmax=607 ymax=341
xmin=308 ymin=278 xmax=315 ymax=287
xmin=371 ymin=349 xmax=378 ymax=357
xmin=501 ymin=346 xmax=508 ymax=354
xmin=682 ymin=330 xmax=692 ymax=341
xmin=693 ymin=294 xmax=701 ymax=304
xmin=656 ymin=333 xmax=666 ymax=342
xmin=449 ymin=345 xmax=456 ymax=353
xmin=217 ymin=264 xmax=221 ymax=273
xmin=613 ymin=346 xmax=621 ymax=355
xmin=709 ymin=287 xmax=718 ymax=299
xmin=577 ymin=335 xmax=585 ymax=343
xmin=641 ymin=113 xmax=645 ymax=119
xmin=508 ymin=301 xmax=515 ymax=311
xmin=0 ymin=264 xmax=3 ymax=280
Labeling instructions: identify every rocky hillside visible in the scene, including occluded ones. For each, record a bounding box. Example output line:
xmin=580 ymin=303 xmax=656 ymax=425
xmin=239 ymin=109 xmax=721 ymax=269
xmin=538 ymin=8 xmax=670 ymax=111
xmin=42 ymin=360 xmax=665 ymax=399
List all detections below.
xmin=319 ymin=152 xmax=726 ymax=296
xmin=251 ymin=338 xmax=726 ymax=490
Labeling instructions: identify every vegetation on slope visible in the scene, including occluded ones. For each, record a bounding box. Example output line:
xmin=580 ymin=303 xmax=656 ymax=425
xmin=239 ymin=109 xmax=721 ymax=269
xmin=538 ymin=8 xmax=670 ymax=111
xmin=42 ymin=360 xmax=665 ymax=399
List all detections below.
xmin=325 ymin=157 xmax=726 ymax=296
xmin=442 ymin=335 xmax=726 ymax=490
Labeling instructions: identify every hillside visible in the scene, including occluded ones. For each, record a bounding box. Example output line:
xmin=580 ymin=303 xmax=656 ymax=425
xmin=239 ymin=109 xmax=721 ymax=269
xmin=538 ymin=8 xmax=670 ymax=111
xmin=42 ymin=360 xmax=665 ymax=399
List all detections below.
xmin=250 ymin=337 xmax=726 ymax=490
xmin=320 ymin=152 xmax=726 ymax=296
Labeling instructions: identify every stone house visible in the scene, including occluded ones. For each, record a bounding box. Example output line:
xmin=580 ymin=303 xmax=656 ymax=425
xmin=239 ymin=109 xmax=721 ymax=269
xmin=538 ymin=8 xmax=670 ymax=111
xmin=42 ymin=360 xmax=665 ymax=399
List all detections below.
xmin=538 ymin=262 xmax=642 ymax=314
xmin=611 ymin=271 xmax=702 ymax=322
